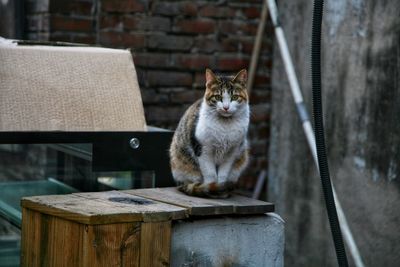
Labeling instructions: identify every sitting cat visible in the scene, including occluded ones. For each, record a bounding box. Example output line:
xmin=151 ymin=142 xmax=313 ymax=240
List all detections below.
xmin=169 ymin=68 xmax=250 ymax=198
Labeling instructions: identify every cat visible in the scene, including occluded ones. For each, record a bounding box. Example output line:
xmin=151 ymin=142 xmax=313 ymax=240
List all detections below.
xmin=169 ymin=68 xmax=250 ymax=198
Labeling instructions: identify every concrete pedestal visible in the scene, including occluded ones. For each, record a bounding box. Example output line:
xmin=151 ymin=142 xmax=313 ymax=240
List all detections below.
xmin=172 ymin=213 xmax=284 ymax=267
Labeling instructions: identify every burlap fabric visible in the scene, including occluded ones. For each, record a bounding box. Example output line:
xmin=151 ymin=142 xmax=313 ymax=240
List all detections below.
xmin=0 ymin=45 xmax=146 ymax=131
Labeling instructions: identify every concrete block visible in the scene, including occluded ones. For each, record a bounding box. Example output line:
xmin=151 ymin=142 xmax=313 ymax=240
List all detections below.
xmin=171 ymin=213 xmax=284 ymax=267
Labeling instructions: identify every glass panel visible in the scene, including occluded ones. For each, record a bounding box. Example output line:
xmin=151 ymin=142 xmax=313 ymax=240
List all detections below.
xmin=0 ymin=143 xmax=156 ymax=266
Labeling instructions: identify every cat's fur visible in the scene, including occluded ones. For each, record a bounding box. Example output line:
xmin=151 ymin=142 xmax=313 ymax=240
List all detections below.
xmin=169 ymin=68 xmax=250 ymax=198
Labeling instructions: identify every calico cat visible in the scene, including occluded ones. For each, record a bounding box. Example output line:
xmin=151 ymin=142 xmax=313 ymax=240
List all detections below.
xmin=169 ymin=68 xmax=250 ymax=198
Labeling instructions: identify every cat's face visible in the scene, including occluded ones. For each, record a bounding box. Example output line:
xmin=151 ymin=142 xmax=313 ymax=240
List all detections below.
xmin=204 ymin=69 xmax=248 ymax=117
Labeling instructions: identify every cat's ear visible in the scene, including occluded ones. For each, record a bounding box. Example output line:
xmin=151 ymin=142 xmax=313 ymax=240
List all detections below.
xmin=232 ymin=69 xmax=247 ymax=85
xmin=205 ymin=68 xmax=218 ymax=85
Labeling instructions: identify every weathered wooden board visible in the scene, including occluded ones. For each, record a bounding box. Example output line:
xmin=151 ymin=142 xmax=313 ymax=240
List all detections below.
xmin=21 ymin=208 xmax=46 ymax=266
xmin=217 ymin=194 xmax=275 ymax=214
xmin=21 ymin=208 xmax=86 ymax=267
xmin=125 ymin=187 xmax=234 ymax=216
xmin=21 ymin=191 xmax=187 ymax=225
xmin=140 ymin=221 xmax=171 ymax=267
xmin=125 ymin=187 xmax=274 ymax=216
xmin=21 ymin=207 xmax=142 ymax=267
xmin=74 ymin=190 xmax=187 ymax=222
xmin=83 ymin=222 xmax=141 ymax=267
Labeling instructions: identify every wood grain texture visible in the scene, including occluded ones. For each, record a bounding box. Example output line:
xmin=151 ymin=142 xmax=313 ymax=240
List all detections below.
xmin=125 ymin=187 xmax=274 ymax=216
xmin=140 ymin=221 xmax=171 ymax=267
xmin=82 ymin=222 xmax=141 ymax=267
xmin=125 ymin=187 xmax=234 ymax=216
xmin=21 ymin=207 xmax=143 ymax=267
xmin=21 ymin=208 xmax=43 ymax=267
xmin=21 ymin=190 xmax=187 ymax=225
xmin=74 ymin=190 xmax=187 ymax=222
xmin=21 ymin=208 xmax=85 ymax=267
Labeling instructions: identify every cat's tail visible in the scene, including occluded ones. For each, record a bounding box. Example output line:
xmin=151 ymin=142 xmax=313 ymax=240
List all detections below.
xmin=177 ymin=181 xmax=236 ymax=199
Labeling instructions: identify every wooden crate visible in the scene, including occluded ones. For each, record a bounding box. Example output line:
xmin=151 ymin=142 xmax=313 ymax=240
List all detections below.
xmin=21 ymin=188 xmax=274 ymax=267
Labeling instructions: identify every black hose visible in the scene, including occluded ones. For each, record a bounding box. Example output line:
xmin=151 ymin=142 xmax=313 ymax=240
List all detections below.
xmin=311 ymin=1 xmax=349 ymax=266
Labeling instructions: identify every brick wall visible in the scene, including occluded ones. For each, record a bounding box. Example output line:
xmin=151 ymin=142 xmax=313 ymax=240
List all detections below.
xmin=25 ymin=0 xmax=274 ymax=193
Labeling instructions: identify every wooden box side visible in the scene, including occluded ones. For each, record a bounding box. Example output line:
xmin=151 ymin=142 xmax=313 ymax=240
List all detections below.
xmin=21 ymin=207 xmax=85 ymax=267
xmin=21 ymin=207 xmax=172 ymax=267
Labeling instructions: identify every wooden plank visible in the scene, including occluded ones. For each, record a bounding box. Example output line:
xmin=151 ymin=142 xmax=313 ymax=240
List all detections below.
xmin=21 ymin=208 xmax=43 ymax=267
xmin=124 ymin=187 xmax=234 ymax=216
xmin=125 ymin=187 xmax=274 ymax=216
xmin=216 ymin=194 xmax=274 ymax=214
xmin=83 ymin=222 xmax=141 ymax=267
xmin=44 ymin=214 xmax=85 ymax=267
xmin=21 ymin=191 xmax=187 ymax=224
xmin=74 ymin=191 xmax=187 ymax=222
xmin=21 ymin=208 xmax=85 ymax=267
xmin=21 ymin=194 xmax=141 ymax=225
xmin=140 ymin=221 xmax=171 ymax=267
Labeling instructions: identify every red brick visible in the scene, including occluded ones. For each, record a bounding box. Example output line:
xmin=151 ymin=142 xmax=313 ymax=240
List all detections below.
xmin=133 ymin=53 xmax=171 ymax=68
xmin=253 ymin=75 xmax=271 ymax=87
xmin=50 ymin=1 xmax=93 ymax=15
xmin=217 ymin=56 xmax=249 ymax=71
xmin=152 ymin=2 xmax=179 ymax=16
xmin=148 ymin=35 xmax=193 ymax=51
xmin=194 ymin=36 xmax=221 ymax=53
xmin=173 ymin=54 xmax=212 ymax=70
xmin=147 ymin=71 xmax=193 ymax=87
xmin=73 ymin=34 xmax=96 ymax=44
xmin=229 ymin=0 xmax=263 ymax=7
xmin=170 ymin=90 xmax=204 ymax=103
xmin=219 ymin=20 xmax=257 ymax=35
xmin=241 ymin=23 xmax=258 ymax=35
xmin=49 ymin=34 xmax=72 ymax=42
xmin=243 ymin=7 xmax=261 ymax=19
xmin=194 ymin=72 xmax=206 ymax=88
xmin=145 ymin=105 xmax=187 ymax=123
xmin=221 ymin=38 xmax=240 ymax=52
xmin=250 ymin=104 xmax=270 ymax=122
xmin=175 ymin=19 xmax=216 ymax=34
xmin=141 ymin=89 xmax=169 ymax=104
xmin=242 ymin=38 xmax=255 ymax=54
xmin=250 ymin=88 xmax=271 ymax=104
xmin=124 ymin=16 xmax=170 ymax=31
xmin=50 ymin=16 xmax=92 ymax=32
xmin=99 ymin=31 xmax=145 ymax=48
xmin=100 ymin=15 xmax=122 ymax=29
xmin=181 ymin=1 xmax=198 ymax=16
xmin=102 ymin=0 xmax=145 ymax=13
xmin=199 ymin=5 xmax=236 ymax=18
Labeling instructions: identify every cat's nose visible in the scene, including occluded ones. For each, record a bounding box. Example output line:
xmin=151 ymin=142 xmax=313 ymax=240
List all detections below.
xmin=223 ymin=106 xmax=229 ymax=111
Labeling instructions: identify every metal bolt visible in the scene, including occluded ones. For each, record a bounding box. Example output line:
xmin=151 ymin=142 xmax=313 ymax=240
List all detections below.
xmin=129 ymin=137 xmax=140 ymax=149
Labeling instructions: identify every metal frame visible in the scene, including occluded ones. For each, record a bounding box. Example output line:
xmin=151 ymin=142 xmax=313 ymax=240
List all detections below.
xmin=0 ymin=131 xmax=175 ymax=187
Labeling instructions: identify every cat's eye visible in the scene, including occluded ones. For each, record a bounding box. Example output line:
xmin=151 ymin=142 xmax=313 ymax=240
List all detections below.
xmin=231 ymin=95 xmax=239 ymax=101
xmin=214 ymin=95 xmax=222 ymax=101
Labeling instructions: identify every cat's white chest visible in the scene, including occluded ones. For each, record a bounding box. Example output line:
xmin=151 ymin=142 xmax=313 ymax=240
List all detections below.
xmin=195 ymin=103 xmax=249 ymax=161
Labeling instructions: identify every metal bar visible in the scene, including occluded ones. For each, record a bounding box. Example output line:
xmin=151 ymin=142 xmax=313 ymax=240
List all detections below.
xmin=266 ymin=1 xmax=365 ymax=266
xmin=247 ymin=1 xmax=269 ymax=94
xmin=0 ymin=131 xmax=175 ymax=186
xmin=252 ymin=170 xmax=267 ymax=199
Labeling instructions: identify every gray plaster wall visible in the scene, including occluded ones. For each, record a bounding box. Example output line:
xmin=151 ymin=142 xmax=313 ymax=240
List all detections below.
xmin=171 ymin=213 xmax=284 ymax=267
xmin=268 ymin=0 xmax=400 ymax=266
